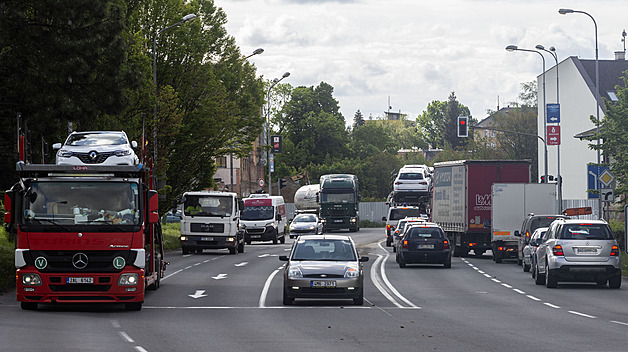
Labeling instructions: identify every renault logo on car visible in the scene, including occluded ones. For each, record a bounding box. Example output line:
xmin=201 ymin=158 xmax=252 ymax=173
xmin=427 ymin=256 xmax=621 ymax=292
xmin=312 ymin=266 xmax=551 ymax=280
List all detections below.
xmin=72 ymin=253 xmax=89 ymax=270
xmin=89 ymin=151 xmax=98 ymax=160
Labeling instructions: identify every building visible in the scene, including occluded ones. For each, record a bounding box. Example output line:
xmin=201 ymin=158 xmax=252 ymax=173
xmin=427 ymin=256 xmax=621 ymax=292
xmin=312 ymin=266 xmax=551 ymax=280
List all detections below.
xmin=213 ymin=137 xmax=266 ymax=197
xmin=536 ymin=54 xmax=628 ymax=200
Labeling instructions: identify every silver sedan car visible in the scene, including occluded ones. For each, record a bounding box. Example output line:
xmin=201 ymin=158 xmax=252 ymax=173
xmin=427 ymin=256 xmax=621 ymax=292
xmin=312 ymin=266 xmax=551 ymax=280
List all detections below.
xmin=279 ymin=235 xmax=369 ymax=305
xmin=288 ymin=213 xmax=323 ymax=238
xmin=522 ymin=227 xmax=547 ymax=272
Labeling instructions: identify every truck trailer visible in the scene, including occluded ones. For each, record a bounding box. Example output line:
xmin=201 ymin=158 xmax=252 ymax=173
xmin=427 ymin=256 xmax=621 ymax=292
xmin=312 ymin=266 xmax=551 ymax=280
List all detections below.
xmin=4 ymin=163 xmax=165 ymax=311
xmin=431 ymin=160 xmax=531 ymax=257
xmin=491 ymin=183 xmax=557 ymax=263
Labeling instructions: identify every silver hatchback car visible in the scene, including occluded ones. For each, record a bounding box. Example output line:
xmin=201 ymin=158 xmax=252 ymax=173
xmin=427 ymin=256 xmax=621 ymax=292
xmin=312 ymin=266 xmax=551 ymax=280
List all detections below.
xmin=279 ymin=235 xmax=368 ymax=305
xmin=534 ymin=219 xmax=621 ymax=288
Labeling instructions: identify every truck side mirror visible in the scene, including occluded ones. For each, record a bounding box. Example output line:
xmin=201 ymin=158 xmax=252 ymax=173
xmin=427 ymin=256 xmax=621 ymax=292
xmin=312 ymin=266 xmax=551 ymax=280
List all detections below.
xmin=514 ymin=230 xmax=521 ymax=237
xmin=382 ymin=217 xmax=387 ymax=222
xmin=276 ymin=214 xmax=282 ymax=221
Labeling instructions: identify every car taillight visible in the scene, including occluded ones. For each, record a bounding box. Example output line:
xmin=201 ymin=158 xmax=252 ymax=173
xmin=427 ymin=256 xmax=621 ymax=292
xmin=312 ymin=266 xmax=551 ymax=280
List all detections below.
xmin=387 ymin=224 xmax=391 ymax=230
xmin=611 ymin=245 xmax=619 ymax=256
xmin=443 ymin=239 xmax=449 ymax=249
xmin=552 ymin=245 xmax=564 ymax=256
xmin=525 ymin=231 xmax=530 ymax=239
xmin=402 ymin=240 xmax=408 ymax=249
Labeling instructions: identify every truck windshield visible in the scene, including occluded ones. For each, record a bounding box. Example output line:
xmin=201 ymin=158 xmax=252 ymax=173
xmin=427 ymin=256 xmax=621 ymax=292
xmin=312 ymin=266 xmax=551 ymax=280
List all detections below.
xmin=320 ymin=193 xmax=355 ymax=203
xmin=183 ymin=195 xmax=232 ymax=217
xmin=22 ymin=181 xmax=139 ymax=225
xmin=241 ymin=206 xmax=273 ymax=220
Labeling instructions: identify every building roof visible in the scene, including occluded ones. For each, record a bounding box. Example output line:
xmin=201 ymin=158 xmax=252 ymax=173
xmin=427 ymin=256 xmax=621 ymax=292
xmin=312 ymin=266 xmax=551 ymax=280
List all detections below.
xmin=571 ymin=56 xmax=628 ymax=113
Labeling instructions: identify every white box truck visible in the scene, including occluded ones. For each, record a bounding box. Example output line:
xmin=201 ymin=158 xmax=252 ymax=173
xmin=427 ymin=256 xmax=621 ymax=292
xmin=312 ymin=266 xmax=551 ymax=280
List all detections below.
xmin=491 ymin=183 xmax=557 ymax=263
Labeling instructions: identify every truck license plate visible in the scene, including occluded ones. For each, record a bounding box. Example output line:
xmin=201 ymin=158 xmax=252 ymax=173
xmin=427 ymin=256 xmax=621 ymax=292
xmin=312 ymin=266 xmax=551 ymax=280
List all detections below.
xmin=311 ymin=280 xmax=336 ymax=288
xmin=200 ymin=237 xmax=214 ymax=241
xmin=334 ymin=220 xmax=343 ymax=223
xmin=67 ymin=277 xmax=93 ymax=284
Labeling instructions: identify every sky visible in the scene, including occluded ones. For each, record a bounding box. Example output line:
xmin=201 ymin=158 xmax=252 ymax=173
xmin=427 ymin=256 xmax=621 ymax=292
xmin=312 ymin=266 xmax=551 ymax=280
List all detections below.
xmin=215 ymin=0 xmax=628 ymax=125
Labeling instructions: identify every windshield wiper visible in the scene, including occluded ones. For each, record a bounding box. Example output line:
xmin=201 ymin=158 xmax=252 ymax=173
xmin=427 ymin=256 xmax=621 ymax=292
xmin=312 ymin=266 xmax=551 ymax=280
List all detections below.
xmin=30 ymin=218 xmax=71 ymax=232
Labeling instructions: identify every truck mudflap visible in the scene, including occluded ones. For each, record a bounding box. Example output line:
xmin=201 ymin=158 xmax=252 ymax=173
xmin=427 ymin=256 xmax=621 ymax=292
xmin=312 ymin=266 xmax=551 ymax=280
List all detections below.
xmin=16 ymin=266 xmax=145 ymax=306
xmin=492 ymin=242 xmax=518 ymax=263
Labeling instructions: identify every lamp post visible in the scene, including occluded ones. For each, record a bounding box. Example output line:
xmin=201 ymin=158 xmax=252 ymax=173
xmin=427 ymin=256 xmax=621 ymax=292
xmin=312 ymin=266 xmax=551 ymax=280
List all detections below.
xmin=266 ymin=72 xmax=290 ymax=196
xmin=506 ymin=45 xmax=548 ymax=185
xmin=231 ymin=48 xmax=264 ymax=195
xmin=536 ymin=44 xmax=562 ymax=214
xmin=559 ymin=8 xmax=601 ymax=219
xmin=152 ymin=13 xmax=197 ymax=185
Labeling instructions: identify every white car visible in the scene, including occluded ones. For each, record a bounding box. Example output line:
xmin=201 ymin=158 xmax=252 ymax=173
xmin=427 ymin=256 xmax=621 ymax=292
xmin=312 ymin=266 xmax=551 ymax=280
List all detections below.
xmin=392 ymin=166 xmax=432 ymax=197
xmin=53 ymin=131 xmax=139 ymax=166
xmin=289 ymin=213 xmax=323 ymax=238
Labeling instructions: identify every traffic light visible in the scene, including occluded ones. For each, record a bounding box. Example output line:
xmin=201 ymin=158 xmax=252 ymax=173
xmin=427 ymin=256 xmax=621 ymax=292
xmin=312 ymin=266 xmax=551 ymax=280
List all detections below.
xmin=457 ymin=116 xmax=468 ymax=137
xmin=279 ymin=178 xmax=287 ymax=189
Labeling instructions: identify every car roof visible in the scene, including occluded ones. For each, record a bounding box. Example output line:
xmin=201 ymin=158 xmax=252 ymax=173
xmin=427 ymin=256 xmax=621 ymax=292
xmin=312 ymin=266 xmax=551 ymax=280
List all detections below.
xmin=406 ymin=222 xmax=441 ymax=229
xmin=296 ymin=234 xmax=352 ymax=242
xmin=554 ymin=218 xmax=608 ymax=225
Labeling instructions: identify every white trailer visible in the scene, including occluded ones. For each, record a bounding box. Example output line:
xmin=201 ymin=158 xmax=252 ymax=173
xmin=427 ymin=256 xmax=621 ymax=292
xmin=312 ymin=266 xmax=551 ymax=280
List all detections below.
xmin=491 ymin=183 xmax=557 ymax=263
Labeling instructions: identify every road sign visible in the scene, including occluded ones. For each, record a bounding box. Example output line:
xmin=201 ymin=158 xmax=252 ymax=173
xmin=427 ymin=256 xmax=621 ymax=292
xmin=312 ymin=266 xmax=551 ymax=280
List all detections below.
xmin=258 ymin=178 xmax=265 ymax=187
xmin=563 ymin=207 xmax=592 ymax=216
xmin=601 ymin=188 xmax=614 ymax=202
xmin=587 ymin=164 xmax=613 ymax=199
xmin=547 ymin=126 xmax=560 ymax=146
xmin=546 ymin=103 xmax=560 ymax=123
xmin=271 ymin=135 xmax=282 ymax=153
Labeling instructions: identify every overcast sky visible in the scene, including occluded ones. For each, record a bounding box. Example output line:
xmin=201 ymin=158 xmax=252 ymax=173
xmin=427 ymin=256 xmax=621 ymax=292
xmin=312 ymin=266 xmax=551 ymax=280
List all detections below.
xmin=216 ymin=0 xmax=628 ymax=124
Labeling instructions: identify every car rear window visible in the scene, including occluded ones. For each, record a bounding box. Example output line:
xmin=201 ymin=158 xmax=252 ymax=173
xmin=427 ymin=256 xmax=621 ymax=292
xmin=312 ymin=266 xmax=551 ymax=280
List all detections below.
xmin=406 ymin=227 xmax=443 ymax=239
xmin=399 ymin=173 xmax=424 ymax=180
xmin=558 ymin=224 xmax=613 ymax=240
xmin=530 ymin=217 xmax=564 ymax=231
xmin=390 ymin=208 xmax=422 ymax=220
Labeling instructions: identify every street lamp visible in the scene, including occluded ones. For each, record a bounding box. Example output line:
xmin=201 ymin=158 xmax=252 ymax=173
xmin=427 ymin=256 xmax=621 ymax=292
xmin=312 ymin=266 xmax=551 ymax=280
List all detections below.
xmin=506 ymin=45 xmax=548 ymax=186
xmin=536 ymin=44 xmax=562 ymax=214
xmin=266 ymin=72 xmax=290 ymax=196
xmin=152 ymin=13 xmax=197 ymax=185
xmin=559 ymin=8 xmax=601 ymax=219
xmin=231 ymin=48 xmax=265 ymax=195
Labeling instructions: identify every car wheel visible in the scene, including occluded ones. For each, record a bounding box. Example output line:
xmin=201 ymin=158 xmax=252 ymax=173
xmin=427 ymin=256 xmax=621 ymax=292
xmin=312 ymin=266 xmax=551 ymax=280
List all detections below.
xmin=395 ymin=252 xmax=399 ymax=263
xmin=386 ymin=238 xmax=392 ymax=247
xmin=280 ymin=234 xmax=286 ymax=244
xmin=596 ymin=280 xmax=607 ymax=287
xmin=392 ymin=245 xmax=396 ymax=253
xmin=283 ymin=291 xmax=294 ymax=305
xmin=398 ymin=256 xmax=406 ymax=268
xmin=523 ymin=261 xmax=530 ymax=272
xmin=545 ymin=262 xmax=558 ymax=288
xmin=229 ymin=247 xmax=237 ymax=255
xmin=125 ymin=302 xmax=142 ymax=311
xmin=273 ymin=236 xmax=278 ymax=245
xmin=353 ymin=293 xmax=364 ymax=306
xmin=609 ymin=274 xmax=622 ymax=289
xmin=534 ymin=263 xmax=544 ymax=285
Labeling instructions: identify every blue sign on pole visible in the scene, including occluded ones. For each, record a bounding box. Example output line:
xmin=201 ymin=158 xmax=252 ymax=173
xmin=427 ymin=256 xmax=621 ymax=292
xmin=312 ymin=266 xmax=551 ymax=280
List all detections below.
xmin=547 ymin=103 xmax=560 ymax=123
xmin=587 ymin=163 xmax=610 ymax=199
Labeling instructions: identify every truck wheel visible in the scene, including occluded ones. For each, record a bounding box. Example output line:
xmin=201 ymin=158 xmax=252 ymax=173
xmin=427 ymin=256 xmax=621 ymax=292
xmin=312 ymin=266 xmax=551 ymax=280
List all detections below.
xmin=609 ymin=274 xmax=622 ymax=289
xmin=182 ymin=247 xmax=190 ymax=255
xmin=237 ymin=241 xmax=245 ymax=253
xmin=125 ymin=302 xmax=142 ymax=311
xmin=229 ymin=247 xmax=237 ymax=255
xmin=20 ymin=302 xmax=38 ymax=310
xmin=494 ymin=253 xmax=502 ymax=263
xmin=280 ymin=234 xmax=286 ymax=244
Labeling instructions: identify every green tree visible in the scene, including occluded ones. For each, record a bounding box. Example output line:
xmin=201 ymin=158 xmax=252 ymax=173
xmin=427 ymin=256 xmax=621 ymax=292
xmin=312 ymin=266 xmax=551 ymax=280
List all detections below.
xmin=417 ymin=100 xmax=446 ymax=148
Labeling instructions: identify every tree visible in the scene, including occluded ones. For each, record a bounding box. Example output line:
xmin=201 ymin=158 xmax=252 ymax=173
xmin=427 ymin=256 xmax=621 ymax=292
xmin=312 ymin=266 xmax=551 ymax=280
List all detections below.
xmin=352 ymin=110 xmax=365 ymax=130
xmin=417 ymin=100 xmax=446 ymax=148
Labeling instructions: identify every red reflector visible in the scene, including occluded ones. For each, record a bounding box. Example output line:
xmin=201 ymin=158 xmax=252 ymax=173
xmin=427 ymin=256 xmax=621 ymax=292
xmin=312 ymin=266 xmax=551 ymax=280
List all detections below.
xmin=469 ymin=243 xmax=475 ymax=247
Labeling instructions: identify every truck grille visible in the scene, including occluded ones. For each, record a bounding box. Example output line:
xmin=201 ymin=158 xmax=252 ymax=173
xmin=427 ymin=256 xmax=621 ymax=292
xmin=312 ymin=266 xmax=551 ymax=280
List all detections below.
xmin=190 ymin=223 xmax=225 ymax=233
xmin=26 ymin=250 xmax=136 ymax=273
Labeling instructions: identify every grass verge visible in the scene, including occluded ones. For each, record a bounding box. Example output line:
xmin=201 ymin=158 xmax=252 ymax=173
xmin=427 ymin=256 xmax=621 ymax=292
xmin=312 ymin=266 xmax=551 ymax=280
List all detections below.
xmin=0 ymin=227 xmax=15 ymax=293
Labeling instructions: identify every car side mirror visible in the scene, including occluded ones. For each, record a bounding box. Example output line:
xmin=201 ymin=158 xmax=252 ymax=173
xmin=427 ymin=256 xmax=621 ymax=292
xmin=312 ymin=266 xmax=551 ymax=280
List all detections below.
xmin=279 ymin=255 xmax=289 ymax=261
xmin=382 ymin=217 xmax=387 ymax=222
xmin=131 ymin=141 xmax=138 ymax=148
xmin=276 ymin=214 xmax=282 ymax=221
xmin=52 ymin=143 xmax=62 ymax=150
xmin=359 ymin=256 xmax=369 ymax=262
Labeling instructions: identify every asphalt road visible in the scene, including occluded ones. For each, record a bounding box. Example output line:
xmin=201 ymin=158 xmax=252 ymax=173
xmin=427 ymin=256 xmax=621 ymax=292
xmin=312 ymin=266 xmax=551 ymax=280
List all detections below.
xmin=2 ymin=228 xmax=628 ymax=351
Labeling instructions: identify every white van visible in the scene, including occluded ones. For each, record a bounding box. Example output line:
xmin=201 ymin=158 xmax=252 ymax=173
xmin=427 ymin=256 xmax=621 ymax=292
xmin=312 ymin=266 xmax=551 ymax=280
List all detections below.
xmin=240 ymin=194 xmax=287 ymax=244
xmin=179 ymin=191 xmax=244 ymax=255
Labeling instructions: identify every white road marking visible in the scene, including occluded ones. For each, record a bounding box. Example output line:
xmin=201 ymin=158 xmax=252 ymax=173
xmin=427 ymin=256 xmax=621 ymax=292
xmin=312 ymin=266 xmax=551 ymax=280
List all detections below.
xmin=569 ymin=311 xmax=597 ymax=319
xmin=544 ymin=303 xmax=561 ymax=309
xmin=259 ymin=269 xmax=281 ymax=308
xmin=526 ymin=295 xmax=541 ymax=301
xmin=188 ymin=290 xmax=208 ymax=299
xmin=162 ymin=269 xmax=183 ymax=280
xmin=258 ymin=254 xmax=270 ymax=258
xmin=119 ymin=331 xmax=134 ymax=343
xmin=513 ymin=289 xmax=526 ymax=294
xmin=611 ymin=320 xmax=628 ymax=326
xmin=377 ymin=245 xmax=419 ymax=308
xmin=492 ymin=278 xmax=501 ymax=283
xmin=134 ymin=347 xmax=148 ymax=352
xmin=501 ymin=283 xmax=512 ymax=289
xmin=110 ymin=320 xmax=121 ymax=328
xmin=234 ymin=262 xmax=249 ymax=267
xmin=370 ymin=255 xmax=403 ymax=307
xmin=212 ymin=273 xmax=228 ymax=280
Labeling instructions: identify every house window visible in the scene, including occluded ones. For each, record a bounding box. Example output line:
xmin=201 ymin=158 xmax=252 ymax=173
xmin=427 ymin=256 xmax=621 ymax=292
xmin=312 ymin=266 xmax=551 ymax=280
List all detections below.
xmin=490 ymin=142 xmax=496 ymax=148
xmin=217 ymin=156 xmax=228 ymax=168
xmin=607 ymin=91 xmax=619 ymax=101
xmin=484 ymin=130 xmax=489 ymax=137
xmin=491 ymin=130 xmax=496 ymax=137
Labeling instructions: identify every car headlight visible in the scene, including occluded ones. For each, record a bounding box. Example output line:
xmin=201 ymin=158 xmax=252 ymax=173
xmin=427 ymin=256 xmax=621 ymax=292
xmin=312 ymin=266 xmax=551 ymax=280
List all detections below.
xmin=307 ymin=225 xmax=315 ymax=230
xmin=266 ymin=222 xmax=276 ymax=228
xmin=115 ymin=149 xmax=132 ymax=157
xmin=58 ymin=149 xmax=73 ymax=158
xmin=344 ymin=266 xmax=360 ymax=278
xmin=118 ymin=273 xmax=139 ymax=286
xmin=22 ymin=273 xmax=42 ymax=286
xmin=288 ymin=266 xmax=303 ymax=278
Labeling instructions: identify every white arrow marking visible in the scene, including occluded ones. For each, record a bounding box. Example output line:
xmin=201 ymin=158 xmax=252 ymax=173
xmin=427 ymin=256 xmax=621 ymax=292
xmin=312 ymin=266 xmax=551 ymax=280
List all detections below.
xmin=234 ymin=262 xmax=248 ymax=267
xmin=212 ymin=273 xmax=228 ymax=280
xmin=188 ymin=290 xmax=208 ymax=299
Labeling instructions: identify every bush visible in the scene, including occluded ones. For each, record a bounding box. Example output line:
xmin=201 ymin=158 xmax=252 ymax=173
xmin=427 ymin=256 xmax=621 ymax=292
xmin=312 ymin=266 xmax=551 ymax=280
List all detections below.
xmin=360 ymin=219 xmax=384 ymax=228
xmin=162 ymin=223 xmax=181 ymax=251
xmin=0 ymin=228 xmax=15 ymax=293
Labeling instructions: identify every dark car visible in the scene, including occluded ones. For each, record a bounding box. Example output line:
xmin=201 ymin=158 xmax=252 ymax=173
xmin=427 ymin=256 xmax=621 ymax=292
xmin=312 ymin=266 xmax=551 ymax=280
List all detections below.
xmin=279 ymin=235 xmax=369 ymax=305
xmin=396 ymin=222 xmax=451 ymax=268
xmin=165 ymin=210 xmax=182 ymax=223
xmin=516 ymin=214 xmax=568 ymax=265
